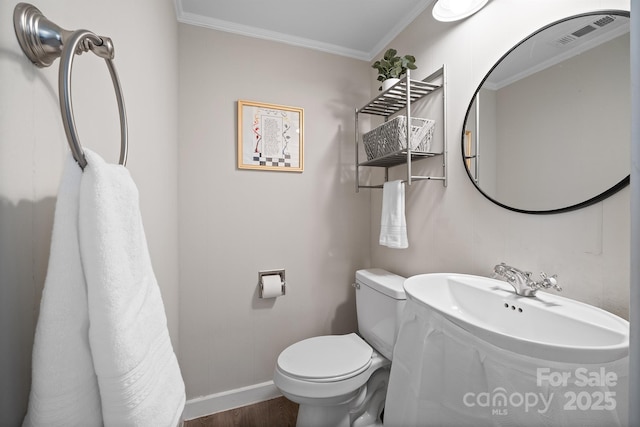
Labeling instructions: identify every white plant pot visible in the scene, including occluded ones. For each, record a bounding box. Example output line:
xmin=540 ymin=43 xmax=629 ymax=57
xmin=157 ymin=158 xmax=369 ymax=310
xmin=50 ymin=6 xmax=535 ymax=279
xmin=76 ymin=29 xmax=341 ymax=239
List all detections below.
xmin=381 ymin=78 xmax=400 ymax=91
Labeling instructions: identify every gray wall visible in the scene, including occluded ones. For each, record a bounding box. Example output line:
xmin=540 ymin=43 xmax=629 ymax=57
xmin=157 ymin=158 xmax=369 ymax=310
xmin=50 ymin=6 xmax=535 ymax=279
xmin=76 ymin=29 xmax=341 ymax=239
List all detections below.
xmin=628 ymin=0 xmax=639 ymax=423
xmin=177 ymin=25 xmax=372 ymax=398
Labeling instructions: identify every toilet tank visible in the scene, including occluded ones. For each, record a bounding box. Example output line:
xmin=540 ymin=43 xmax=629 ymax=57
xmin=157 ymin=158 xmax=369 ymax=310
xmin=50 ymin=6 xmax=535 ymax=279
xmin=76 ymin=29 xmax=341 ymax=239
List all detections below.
xmin=355 ymin=269 xmax=406 ymax=360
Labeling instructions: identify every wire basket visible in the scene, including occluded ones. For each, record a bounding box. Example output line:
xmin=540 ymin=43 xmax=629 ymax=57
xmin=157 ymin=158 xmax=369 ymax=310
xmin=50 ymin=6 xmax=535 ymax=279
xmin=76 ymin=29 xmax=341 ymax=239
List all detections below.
xmin=363 ymin=116 xmax=435 ymax=160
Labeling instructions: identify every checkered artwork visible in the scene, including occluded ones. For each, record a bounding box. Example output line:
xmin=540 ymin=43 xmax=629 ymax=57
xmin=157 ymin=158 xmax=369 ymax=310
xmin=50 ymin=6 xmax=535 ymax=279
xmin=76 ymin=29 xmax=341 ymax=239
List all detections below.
xmin=238 ymin=100 xmax=304 ymax=172
xmin=253 ymin=153 xmax=292 ymax=168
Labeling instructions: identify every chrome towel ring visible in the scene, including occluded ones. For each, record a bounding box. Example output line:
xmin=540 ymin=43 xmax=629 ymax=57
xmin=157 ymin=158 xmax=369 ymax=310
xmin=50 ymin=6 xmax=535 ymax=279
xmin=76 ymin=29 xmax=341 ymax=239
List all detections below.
xmin=13 ymin=3 xmax=128 ymax=170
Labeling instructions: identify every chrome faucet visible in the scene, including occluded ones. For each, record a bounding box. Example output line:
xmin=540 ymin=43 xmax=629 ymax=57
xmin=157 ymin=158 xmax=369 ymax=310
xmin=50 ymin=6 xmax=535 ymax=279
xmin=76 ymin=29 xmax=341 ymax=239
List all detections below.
xmin=493 ymin=263 xmax=562 ymax=297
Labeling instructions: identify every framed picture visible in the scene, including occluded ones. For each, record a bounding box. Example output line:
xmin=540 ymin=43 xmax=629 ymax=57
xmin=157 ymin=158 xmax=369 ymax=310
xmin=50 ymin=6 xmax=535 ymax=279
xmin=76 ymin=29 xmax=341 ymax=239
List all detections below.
xmin=237 ymin=100 xmax=304 ymax=172
xmin=464 ymin=130 xmax=473 ymax=169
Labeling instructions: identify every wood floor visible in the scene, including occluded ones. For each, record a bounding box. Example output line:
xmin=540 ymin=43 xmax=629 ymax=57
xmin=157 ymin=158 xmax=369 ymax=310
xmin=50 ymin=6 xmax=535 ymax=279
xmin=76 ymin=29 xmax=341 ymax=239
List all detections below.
xmin=184 ymin=397 xmax=298 ymax=427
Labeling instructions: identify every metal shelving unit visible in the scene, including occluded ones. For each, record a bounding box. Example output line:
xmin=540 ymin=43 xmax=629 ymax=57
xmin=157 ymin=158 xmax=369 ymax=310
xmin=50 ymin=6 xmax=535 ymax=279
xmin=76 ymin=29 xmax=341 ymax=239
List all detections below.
xmin=355 ymin=64 xmax=447 ymax=191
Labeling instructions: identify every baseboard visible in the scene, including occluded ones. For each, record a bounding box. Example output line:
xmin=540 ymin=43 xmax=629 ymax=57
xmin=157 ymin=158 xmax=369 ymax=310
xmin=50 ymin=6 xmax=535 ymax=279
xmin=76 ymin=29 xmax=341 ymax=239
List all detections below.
xmin=182 ymin=381 xmax=282 ymax=421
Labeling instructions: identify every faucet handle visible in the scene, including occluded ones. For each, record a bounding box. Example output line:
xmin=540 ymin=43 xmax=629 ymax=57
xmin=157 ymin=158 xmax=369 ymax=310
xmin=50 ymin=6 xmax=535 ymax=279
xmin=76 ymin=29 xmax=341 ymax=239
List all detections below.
xmin=537 ymin=272 xmax=562 ymax=292
xmin=550 ymin=276 xmax=562 ymax=291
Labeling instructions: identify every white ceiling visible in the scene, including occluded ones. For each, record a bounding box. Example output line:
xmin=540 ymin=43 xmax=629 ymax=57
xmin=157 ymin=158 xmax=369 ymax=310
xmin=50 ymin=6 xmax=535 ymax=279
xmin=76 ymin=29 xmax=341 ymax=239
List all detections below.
xmin=175 ymin=0 xmax=434 ymax=61
xmin=485 ymin=13 xmax=630 ymax=89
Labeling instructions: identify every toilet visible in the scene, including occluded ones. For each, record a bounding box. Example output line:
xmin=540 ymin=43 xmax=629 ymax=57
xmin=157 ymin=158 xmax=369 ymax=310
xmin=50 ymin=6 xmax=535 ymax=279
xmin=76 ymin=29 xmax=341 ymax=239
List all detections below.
xmin=273 ymin=268 xmax=406 ymax=427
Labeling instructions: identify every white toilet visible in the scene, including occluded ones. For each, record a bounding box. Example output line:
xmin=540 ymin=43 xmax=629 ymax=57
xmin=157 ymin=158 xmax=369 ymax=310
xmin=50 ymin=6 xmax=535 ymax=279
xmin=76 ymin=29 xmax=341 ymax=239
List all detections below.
xmin=273 ymin=268 xmax=406 ymax=427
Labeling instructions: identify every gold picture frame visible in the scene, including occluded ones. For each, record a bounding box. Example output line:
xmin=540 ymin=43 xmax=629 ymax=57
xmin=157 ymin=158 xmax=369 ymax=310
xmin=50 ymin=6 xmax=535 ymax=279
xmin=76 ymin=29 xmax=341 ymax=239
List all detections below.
xmin=237 ymin=100 xmax=304 ymax=172
xmin=464 ymin=130 xmax=473 ymax=169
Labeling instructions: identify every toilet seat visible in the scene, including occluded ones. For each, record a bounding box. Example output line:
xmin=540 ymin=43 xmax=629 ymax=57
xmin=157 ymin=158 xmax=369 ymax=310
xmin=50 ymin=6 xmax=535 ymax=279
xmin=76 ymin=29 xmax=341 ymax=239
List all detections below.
xmin=277 ymin=333 xmax=373 ymax=383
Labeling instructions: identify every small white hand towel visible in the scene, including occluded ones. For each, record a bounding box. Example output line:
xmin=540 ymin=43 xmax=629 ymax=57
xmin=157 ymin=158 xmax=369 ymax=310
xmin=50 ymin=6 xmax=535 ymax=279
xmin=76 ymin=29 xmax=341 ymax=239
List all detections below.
xmin=78 ymin=149 xmax=185 ymax=426
xmin=23 ymin=155 xmax=103 ymax=427
xmin=379 ymin=180 xmax=408 ymax=249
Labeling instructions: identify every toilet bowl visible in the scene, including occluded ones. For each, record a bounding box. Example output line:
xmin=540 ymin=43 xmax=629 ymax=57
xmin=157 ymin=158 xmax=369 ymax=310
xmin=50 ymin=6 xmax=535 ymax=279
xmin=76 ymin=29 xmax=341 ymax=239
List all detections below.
xmin=273 ymin=269 xmax=406 ymax=427
xmin=274 ymin=334 xmax=390 ymax=427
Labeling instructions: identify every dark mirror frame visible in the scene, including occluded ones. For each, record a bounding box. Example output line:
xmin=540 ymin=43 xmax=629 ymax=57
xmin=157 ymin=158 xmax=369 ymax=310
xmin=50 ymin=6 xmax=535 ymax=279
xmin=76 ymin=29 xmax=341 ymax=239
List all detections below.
xmin=461 ymin=10 xmax=630 ymax=215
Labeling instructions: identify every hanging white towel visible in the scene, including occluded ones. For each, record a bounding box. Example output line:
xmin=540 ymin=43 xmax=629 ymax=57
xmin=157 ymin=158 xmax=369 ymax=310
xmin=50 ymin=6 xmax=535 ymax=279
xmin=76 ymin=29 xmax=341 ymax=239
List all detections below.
xmin=379 ymin=180 xmax=408 ymax=249
xmin=24 ymin=150 xmax=185 ymax=427
xmin=23 ymin=155 xmax=103 ymax=427
xmin=78 ymin=149 xmax=185 ymax=426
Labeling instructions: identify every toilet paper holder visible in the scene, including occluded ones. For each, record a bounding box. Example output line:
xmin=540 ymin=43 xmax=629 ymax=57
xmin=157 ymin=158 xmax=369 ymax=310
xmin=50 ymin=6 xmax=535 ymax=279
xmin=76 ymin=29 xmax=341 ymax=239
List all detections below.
xmin=258 ymin=269 xmax=286 ymax=298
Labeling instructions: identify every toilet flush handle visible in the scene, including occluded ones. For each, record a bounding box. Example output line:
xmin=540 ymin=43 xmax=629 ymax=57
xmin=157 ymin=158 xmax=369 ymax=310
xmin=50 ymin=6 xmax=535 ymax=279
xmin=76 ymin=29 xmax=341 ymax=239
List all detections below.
xmin=352 ymin=282 xmax=360 ymax=290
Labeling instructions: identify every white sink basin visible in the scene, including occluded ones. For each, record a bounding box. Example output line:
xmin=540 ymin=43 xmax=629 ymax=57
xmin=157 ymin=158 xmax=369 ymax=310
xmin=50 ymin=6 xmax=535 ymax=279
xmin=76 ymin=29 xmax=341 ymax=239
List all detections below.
xmin=403 ymin=273 xmax=629 ymax=363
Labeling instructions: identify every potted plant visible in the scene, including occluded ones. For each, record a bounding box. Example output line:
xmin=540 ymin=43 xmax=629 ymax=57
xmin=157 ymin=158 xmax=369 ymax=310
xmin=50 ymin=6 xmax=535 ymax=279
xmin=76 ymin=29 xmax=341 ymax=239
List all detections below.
xmin=372 ymin=48 xmax=417 ymax=91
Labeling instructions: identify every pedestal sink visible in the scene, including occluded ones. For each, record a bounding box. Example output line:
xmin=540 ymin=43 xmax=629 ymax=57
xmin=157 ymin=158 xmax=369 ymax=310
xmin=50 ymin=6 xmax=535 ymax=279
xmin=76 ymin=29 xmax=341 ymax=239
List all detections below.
xmin=384 ymin=273 xmax=629 ymax=427
xmin=402 ymin=273 xmax=629 ymax=364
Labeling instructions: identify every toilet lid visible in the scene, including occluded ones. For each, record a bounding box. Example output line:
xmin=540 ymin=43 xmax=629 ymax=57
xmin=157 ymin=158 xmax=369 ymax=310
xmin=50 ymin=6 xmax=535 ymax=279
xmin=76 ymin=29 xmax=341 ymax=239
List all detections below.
xmin=277 ymin=333 xmax=373 ymax=381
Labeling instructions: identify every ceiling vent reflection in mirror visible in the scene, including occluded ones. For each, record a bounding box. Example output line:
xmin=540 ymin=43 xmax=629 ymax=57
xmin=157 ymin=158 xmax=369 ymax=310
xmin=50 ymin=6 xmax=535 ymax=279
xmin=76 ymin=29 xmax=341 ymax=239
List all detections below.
xmin=553 ymin=15 xmax=619 ymax=47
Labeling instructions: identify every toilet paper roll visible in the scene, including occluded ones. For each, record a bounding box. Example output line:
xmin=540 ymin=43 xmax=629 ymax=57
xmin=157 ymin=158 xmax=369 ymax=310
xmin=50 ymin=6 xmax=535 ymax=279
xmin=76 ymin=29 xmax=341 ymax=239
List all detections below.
xmin=261 ymin=274 xmax=283 ymax=298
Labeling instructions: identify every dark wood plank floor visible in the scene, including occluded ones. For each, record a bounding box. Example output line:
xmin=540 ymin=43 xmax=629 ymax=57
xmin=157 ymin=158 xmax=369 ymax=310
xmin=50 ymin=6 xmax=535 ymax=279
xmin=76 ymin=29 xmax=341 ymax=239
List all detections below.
xmin=184 ymin=397 xmax=298 ymax=427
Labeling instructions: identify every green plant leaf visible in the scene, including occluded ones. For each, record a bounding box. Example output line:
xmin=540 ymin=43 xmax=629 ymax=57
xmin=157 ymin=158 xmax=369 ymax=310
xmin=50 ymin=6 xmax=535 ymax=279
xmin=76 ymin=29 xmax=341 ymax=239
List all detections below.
xmin=384 ymin=48 xmax=397 ymax=60
xmin=373 ymin=48 xmax=417 ymax=80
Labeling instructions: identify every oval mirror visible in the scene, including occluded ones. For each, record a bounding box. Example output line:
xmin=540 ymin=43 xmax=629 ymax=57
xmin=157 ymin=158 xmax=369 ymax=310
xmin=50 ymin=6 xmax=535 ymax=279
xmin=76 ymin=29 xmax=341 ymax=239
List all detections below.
xmin=462 ymin=11 xmax=630 ymax=214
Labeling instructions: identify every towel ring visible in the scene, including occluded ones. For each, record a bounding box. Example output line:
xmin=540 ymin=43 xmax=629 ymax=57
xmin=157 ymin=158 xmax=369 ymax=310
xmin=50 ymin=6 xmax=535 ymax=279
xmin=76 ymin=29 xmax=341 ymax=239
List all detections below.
xmin=13 ymin=3 xmax=128 ymax=170
xmin=60 ymin=30 xmax=128 ymax=169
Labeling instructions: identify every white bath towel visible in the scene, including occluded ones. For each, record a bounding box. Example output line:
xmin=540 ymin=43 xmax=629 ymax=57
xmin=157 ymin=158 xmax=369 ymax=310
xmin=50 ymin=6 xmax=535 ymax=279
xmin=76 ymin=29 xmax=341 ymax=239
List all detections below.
xmin=379 ymin=180 xmax=408 ymax=249
xmin=23 ymin=155 xmax=103 ymax=427
xmin=78 ymin=149 xmax=185 ymax=426
xmin=24 ymin=150 xmax=185 ymax=426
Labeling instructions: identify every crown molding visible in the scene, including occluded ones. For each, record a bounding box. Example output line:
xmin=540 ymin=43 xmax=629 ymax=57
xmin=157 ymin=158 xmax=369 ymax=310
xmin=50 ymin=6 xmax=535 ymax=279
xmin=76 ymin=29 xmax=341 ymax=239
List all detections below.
xmin=175 ymin=0 xmax=433 ymax=62
xmin=176 ymin=9 xmax=371 ymax=61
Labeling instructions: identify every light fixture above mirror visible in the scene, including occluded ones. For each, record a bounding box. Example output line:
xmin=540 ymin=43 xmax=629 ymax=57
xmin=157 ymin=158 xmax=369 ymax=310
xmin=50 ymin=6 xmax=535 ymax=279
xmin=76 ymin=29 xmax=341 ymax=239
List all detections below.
xmin=432 ymin=0 xmax=490 ymax=22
